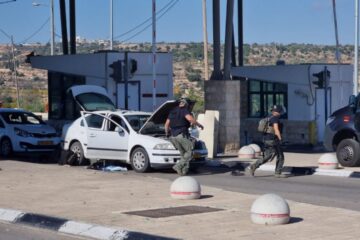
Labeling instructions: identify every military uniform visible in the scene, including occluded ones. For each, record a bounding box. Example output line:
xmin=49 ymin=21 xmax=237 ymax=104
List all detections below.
xmin=249 ymin=105 xmax=286 ymax=177
xmin=167 ymin=105 xmax=194 ymax=175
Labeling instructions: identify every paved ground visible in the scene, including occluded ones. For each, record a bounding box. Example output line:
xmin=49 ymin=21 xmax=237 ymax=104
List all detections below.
xmin=0 ymin=151 xmax=360 ymax=240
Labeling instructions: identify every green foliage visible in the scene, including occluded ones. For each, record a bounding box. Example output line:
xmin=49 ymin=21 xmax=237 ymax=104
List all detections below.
xmin=187 ymin=88 xmax=204 ymax=115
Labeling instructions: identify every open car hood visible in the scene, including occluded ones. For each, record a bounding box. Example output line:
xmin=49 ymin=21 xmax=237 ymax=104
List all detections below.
xmin=139 ymin=99 xmax=195 ymax=135
xmin=68 ymin=85 xmax=116 ymax=111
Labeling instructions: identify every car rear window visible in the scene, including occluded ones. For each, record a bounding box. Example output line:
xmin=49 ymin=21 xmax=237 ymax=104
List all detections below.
xmin=76 ymin=93 xmax=115 ymax=111
xmin=0 ymin=112 xmax=45 ymax=125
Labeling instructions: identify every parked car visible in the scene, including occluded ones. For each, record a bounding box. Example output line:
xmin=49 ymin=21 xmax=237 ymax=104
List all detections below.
xmin=0 ymin=108 xmax=61 ymax=157
xmin=61 ymin=85 xmax=208 ymax=172
xmin=324 ymin=94 xmax=360 ymax=167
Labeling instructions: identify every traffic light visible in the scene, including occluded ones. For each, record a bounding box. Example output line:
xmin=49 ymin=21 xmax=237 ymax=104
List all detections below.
xmin=109 ymin=60 xmax=123 ymax=82
xmin=129 ymin=58 xmax=137 ymax=77
xmin=312 ymin=69 xmax=330 ymax=88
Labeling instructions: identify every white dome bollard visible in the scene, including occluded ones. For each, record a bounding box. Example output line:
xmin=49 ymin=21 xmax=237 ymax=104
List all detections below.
xmin=170 ymin=176 xmax=201 ymax=200
xmin=238 ymin=146 xmax=255 ymax=159
xmin=251 ymin=194 xmax=290 ymax=225
xmin=248 ymin=144 xmax=262 ymax=158
xmin=318 ymin=153 xmax=338 ymax=169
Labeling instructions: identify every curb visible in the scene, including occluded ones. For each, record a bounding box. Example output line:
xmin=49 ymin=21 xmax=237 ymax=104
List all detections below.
xmin=258 ymin=164 xmax=360 ymax=178
xmin=0 ymin=208 xmax=172 ymax=240
xmin=209 ymin=160 xmax=360 ymax=178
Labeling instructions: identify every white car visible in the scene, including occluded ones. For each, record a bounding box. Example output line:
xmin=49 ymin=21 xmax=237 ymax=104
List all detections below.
xmin=0 ymin=108 xmax=61 ymax=157
xmin=61 ymin=85 xmax=207 ymax=172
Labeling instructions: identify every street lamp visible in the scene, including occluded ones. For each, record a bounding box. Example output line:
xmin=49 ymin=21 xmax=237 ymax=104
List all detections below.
xmin=32 ymin=0 xmax=55 ymax=55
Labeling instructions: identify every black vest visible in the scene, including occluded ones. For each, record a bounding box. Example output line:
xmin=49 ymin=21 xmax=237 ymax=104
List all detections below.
xmin=168 ymin=107 xmax=190 ymax=136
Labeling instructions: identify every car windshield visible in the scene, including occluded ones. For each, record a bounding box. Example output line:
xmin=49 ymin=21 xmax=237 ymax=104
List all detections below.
xmin=124 ymin=114 xmax=150 ymax=131
xmin=0 ymin=112 xmax=45 ymax=125
xmin=76 ymin=93 xmax=116 ymax=111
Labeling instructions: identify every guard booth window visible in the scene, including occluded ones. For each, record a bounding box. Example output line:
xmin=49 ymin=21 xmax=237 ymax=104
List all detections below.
xmin=48 ymin=72 xmax=85 ymax=120
xmin=248 ymin=80 xmax=288 ymax=118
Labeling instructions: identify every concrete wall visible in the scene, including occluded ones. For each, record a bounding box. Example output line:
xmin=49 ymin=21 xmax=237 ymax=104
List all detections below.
xmin=205 ymin=80 xmax=246 ymax=153
xmin=241 ymin=119 xmax=317 ymax=146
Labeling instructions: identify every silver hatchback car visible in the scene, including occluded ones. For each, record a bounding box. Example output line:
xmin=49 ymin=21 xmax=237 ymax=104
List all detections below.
xmin=0 ymin=109 xmax=61 ymax=157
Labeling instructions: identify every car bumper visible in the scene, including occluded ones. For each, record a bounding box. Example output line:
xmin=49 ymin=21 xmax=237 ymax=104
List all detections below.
xmin=150 ymin=149 xmax=207 ymax=169
xmin=14 ymin=138 xmax=61 ymax=152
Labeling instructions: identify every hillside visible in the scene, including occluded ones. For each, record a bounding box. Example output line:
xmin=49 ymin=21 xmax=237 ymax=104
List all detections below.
xmin=0 ymin=42 xmax=354 ymax=113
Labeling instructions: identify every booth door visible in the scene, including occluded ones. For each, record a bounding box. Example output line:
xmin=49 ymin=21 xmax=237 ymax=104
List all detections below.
xmin=117 ymin=82 xmax=140 ymax=111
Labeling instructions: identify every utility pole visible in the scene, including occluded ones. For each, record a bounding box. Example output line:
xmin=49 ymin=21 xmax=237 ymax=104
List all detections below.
xmin=202 ymin=0 xmax=209 ymax=80
xmin=10 ymin=36 xmax=20 ymax=108
xmin=50 ymin=0 xmax=54 ymax=55
xmin=110 ymin=0 xmax=113 ymax=50
xmin=355 ymin=0 xmax=359 ymax=95
xmin=152 ymin=0 xmax=157 ymax=110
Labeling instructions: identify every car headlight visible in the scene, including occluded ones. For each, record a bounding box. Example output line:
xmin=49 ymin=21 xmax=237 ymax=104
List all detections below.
xmin=15 ymin=127 xmax=33 ymax=137
xmin=153 ymin=143 xmax=176 ymax=150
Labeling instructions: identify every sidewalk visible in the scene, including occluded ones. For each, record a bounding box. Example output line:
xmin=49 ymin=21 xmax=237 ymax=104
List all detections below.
xmin=0 ymin=160 xmax=360 ymax=239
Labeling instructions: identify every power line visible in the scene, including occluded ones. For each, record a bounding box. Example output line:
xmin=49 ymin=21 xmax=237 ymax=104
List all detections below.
xmin=118 ymin=0 xmax=179 ymax=43
xmin=0 ymin=28 xmax=11 ymax=39
xmin=114 ymin=0 xmax=177 ymax=40
xmin=18 ymin=17 xmax=50 ymax=44
xmin=0 ymin=0 xmax=16 ymax=4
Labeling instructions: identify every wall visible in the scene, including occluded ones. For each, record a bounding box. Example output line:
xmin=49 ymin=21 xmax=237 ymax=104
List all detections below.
xmin=241 ymin=119 xmax=316 ymax=146
xmin=205 ymin=80 xmax=246 ymax=153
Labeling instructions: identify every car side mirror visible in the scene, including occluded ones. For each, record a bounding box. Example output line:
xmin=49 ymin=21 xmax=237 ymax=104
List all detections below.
xmin=349 ymin=95 xmax=356 ymax=109
xmin=114 ymin=126 xmax=124 ymax=133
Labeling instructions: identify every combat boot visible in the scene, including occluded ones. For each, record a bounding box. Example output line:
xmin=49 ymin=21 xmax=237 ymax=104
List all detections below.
xmin=247 ymin=164 xmax=256 ymax=177
xmin=274 ymin=173 xmax=288 ymax=178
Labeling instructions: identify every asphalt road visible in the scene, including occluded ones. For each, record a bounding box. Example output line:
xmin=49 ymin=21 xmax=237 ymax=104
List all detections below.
xmin=142 ymin=165 xmax=360 ymax=211
xmin=0 ymin=222 xmax=86 ymax=240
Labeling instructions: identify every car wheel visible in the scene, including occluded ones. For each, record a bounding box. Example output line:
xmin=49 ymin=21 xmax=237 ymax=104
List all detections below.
xmin=69 ymin=141 xmax=86 ymax=166
xmin=131 ymin=147 xmax=151 ymax=173
xmin=336 ymin=139 xmax=360 ymax=167
xmin=0 ymin=138 xmax=12 ymax=158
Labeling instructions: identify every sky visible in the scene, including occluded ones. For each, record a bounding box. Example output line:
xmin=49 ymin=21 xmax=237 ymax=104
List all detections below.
xmin=0 ymin=0 xmax=356 ymax=45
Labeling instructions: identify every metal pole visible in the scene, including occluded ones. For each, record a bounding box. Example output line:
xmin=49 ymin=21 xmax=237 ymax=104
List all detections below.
xmin=11 ymin=36 xmax=20 ymax=108
xmin=223 ymin=0 xmax=234 ymax=80
xmin=202 ymin=0 xmax=209 ymax=80
xmin=212 ymin=0 xmax=221 ymax=79
xmin=324 ymin=67 xmax=328 ymax=122
xmin=59 ymin=0 xmax=68 ymax=55
xmin=152 ymin=0 xmax=157 ymax=110
xmin=124 ymin=52 xmax=129 ymax=109
xmin=237 ymin=0 xmax=243 ymax=66
xmin=355 ymin=0 xmax=359 ymax=95
xmin=69 ymin=0 xmax=76 ymax=54
xmin=110 ymin=0 xmax=113 ymax=50
xmin=50 ymin=0 xmax=55 ymax=55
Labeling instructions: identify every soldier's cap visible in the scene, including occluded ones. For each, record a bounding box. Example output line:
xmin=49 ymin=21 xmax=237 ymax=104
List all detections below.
xmin=271 ymin=105 xmax=284 ymax=114
xmin=179 ymin=98 xmax=189 ymax=106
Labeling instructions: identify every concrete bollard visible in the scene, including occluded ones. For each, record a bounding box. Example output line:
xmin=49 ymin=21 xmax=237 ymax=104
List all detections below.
xmin=251 ymin=193 xmax=290 ymax=225
xmin=318 ymin=153 xmax=339 ymax=169
xmin=238 ymin=146 xmax=255 ymax=159
xmin=170 ymin=176 xmax=201 ymax=200
xmin=248 ymin=144 xmax=262 ymax=158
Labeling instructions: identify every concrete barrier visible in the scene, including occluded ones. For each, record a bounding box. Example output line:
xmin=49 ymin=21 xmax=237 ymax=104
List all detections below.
xmin=318 ymin=153 xmax=338 ymax=169
xmin=170 ymin=176 xmax=201 ymax=200
xmin=251 ymin=193 xmax=290 ymax=225
xmin=238 ymin=146 xmax=255 ymax=159
xmin=248 ymin=144 xmax=261 ymax=158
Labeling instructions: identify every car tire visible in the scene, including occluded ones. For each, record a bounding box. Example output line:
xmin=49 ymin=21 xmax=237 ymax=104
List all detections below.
xmin=336 ymin=139 xmax=360 ymax=167
xmin=69 ymin=141 xmax=86 ymax=166
xmin=0 ymin=138 xmax=12 ymax=158
xmin=130 ymin=147 xmax=151 ymax=173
